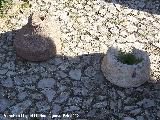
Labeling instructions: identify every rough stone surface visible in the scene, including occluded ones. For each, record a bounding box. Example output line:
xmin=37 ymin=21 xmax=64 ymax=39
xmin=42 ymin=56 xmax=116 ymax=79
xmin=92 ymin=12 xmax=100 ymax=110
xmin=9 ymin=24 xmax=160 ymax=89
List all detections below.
xmin=37 ymin=78 xmax=56 ymax=89
xmin=123 ymin=117 xmax=136 ymax=120
xmin=41 ymin=88 xmax=56 ymax=102
xmin=9 ymin=100 xmax=32 ymax=115
xmin=13 ymin=11 xmax=62 ymax=61
xmin=0 ymin=99 xmax=9 ymax=112
xmin=51 ymin=104 xmax=61 ymax=114
xmin=69 ymin=69 xmax=82 ymax=80
xmin=101 ymin=44 xmax=150 ymax=88
xmin=0 ymin=0 xmax=160 ymax=119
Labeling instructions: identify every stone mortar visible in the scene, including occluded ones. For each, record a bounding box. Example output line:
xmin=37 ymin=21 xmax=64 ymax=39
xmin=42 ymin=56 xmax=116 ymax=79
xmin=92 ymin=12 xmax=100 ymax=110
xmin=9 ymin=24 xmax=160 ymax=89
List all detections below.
xmin=101 ymin=44 xmax=150 ymax=88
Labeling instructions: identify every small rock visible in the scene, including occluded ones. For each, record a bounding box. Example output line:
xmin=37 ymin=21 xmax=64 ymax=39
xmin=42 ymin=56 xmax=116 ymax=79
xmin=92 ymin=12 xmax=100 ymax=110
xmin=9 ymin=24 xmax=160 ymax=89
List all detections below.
xmin=30 ymin=93 xmax=44 ymax=100
xmin=117 ymin=90 xmax=126 ymax=98
xmin=2 ymin=61 xmax=15 ymax=70
xmin=14 ymin=76 xmax=38 ymax=86
xmin=36 ymin=101 xmax=50 ymax=112
xmin=123 ymin=116 xmax=136 ymax=120
xmin=136 ymin=116 xmax=145 ymax=120
xmin=5 ymin=31 xmax=13 ymax=41
xmin=16 ymin=86 xmax=25 ymax=92
xmin=58 ymin=62 xmax=69 ymax=70
xmin=137 ymin=99 xmax=155 ymax=108
xmin=0 ymin=69 xmax=8 ymax=75
xmin=93 ymin=101 xmax=108 ymax=108
xmin=72 ymin=87 xmax=81 ymax=96
xmin=0 ymin=116 xmax=10 ymax=120
xmin=81 ymin=87 xmax=89 ymax=96
xmin=124 ymin=106 xmax=138 ymax=111
xmin=69 ymin=69 xmax=81 ymax=80
xmin=25 ymin=85 xmax=36 ymax=90
xmin=97 ymin=95 xmax=107 ymax=101
xmin=6 ymin=71 xmax=16 ymax=76
xmin=1 ymin=77 xmax=13 ymax=87
xmin=51 ymin=104 xmax=61 ymax=114
xmin=57 ymin=84 xmax=67 ymax=92
xmin=93 ymin=72 xmax=104 ymax=84
xmin=72 ymin=80 xmax=83 ymax=87
xmin=9 ymin=100 xmax=32 ymax=114
xmin=110 ymin=100 xmax=116 ymax=110
xmin=84 ymin=66 xmax=96 ymax=77
xmin=17 ymin=92 xmax=28 ymax=101
xmin=38 ymin=78 xmax=56 ymax=89
xmin=157 ymin=110 xmax=160 ymax=118
xmin=0 ymin=99 xmax=9 ymax=112
xmin=41 ymin=88 xmax=56 ymax=102
xmin=68 ymin=97 xmax=83 ymax=106
xmin=130 ymin=108 xmax=142 ymax=115
xmin=118 ymin=99 xmax=122 ymax=109
xmin=64 ymin=106 xmax=80 ymax=112
xmin=87 ymin=109 xmax=97 ymax=117
xmin=57 ymin=71 xmax=68 ymax=78
xmin=82 ymin=98 xmax=93 ymax=108
xmin=82 ymin=55 xmax=91 ymax=64
xmin=54 ymin=57 xmax=63 ymax=65
xmin=55 ymin=92 xmax=70 ymax=103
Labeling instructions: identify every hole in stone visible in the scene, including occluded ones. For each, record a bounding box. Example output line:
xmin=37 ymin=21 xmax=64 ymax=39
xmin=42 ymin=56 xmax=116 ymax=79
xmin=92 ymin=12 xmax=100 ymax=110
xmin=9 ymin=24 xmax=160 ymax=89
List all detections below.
xmin=40 ymin=17 xmax=45 ymax=21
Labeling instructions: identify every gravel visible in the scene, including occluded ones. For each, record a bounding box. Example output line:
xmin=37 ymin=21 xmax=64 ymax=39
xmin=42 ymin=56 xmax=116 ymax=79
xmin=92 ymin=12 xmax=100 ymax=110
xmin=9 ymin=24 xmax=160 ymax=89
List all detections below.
xmin=0 ymin=0 xmax=160 ymax=119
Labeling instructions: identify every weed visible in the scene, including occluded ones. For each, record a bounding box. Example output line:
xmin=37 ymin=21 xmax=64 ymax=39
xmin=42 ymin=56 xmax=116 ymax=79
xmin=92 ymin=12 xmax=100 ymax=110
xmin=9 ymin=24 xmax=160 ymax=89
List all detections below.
xmin=116 ymin=49 xmax=143 ymax=65
xmin=0 ymin=0 xmax=11 ymax=17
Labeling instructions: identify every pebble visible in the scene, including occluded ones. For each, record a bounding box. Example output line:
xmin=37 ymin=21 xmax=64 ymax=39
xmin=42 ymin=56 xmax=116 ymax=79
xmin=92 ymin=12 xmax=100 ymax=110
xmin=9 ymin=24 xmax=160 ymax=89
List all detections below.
xmin=130 ymin=108 xmax=142 ymax=115
xmin=68 ymin=97 xmax=83 ymax=106
xmin=51 ymin=104 xmax=61 ymax=114
xmin=64 ymin=106 xmax=80 ymax=112
xmin=57 ymin=71 xmax=68 ymax=78
xmin=69 ymin=69 xmax=82 ymax=80
xmin=36 ymin=101 xmax=50 ymax=112
xmin=41 ymin=88 xmax=56 ymax=102
xmin=0 ymin=0 xmax=160 ymax=119
xmin=2 ymin=61 xmax=15 ymax=70
xmin=93 ymin=101 xmax=108 ymax=108
xmin=54 ymin=92 xmax=70 ymax=103
xmin=136 ymin=116 xmax=145 ymax=120
xmin=30 ymin=93 xmax=44 ymax=100
xmin=9 ymin=100 xmax=32 ymax=115
xmin=1 ymin=77 xmax=13 ymax=88
xmin=82 ymin=98 xmax=93 ymax=108
xmin=0 ymin=116 xmax=10 ymax=120
xmin=0 ymin=69 xmax=8 ymax=75
xmin=123 ymin=117 xmax=136 ymax=120
xmin=17 ymin=91 xmax=28 ymax=101
xmin=0 ymin=99 xmax=9 ymax=112
xmin=136 ymin=99 xmax=155 ymax=108
xmin=37 ymin=78 xmax=56 ymax=89
xmin=84 ymin=66 xmax=96 ymax=77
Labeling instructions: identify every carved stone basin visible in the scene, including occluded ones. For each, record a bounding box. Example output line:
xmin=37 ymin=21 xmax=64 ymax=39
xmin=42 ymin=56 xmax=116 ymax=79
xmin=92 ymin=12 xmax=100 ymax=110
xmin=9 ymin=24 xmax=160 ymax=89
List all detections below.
xmin=101 ymin=44 xmax=150 ymax=88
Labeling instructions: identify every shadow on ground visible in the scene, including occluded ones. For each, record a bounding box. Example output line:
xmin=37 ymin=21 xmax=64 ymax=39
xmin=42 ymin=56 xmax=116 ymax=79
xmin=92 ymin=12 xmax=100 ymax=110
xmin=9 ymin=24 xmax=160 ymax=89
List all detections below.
xmin=0 ymin=27 xmax=159 ymax=119
xmin=104 ymin=0 xmax=160 ymax=15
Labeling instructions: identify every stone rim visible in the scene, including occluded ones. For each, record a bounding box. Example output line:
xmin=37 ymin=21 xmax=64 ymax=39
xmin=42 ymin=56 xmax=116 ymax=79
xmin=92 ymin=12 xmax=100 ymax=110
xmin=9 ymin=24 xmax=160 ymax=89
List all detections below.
xmin=101 ymin=44 xmax=150 ymax=88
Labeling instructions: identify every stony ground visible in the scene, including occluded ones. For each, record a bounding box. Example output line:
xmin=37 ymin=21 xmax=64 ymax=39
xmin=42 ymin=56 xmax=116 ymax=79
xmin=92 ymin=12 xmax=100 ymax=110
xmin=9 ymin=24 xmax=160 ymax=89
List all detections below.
xmin=0 ymin=0 xmax=160 ymax=120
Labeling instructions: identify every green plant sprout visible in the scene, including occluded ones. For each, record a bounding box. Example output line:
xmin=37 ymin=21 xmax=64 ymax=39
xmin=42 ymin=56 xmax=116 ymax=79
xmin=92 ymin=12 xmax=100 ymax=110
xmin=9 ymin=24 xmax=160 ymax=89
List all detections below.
xmin=0 ymin=0 xmax=30 ymax=18
xmin=21 ymin=0 xmax=29 ymax=9
xmin=0 ymin=0 xmax=7 ymax=8
xmin=116 ymin=49 xmax=143 ymax=65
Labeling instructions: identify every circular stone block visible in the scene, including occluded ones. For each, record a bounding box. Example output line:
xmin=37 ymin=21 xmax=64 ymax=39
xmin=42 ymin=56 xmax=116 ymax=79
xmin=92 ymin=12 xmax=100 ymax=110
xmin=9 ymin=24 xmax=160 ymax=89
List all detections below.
xmin=13 ymin=11 xmax=62 ymax=61
xmin=101 ymin=44 xmax=150 ymax=88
